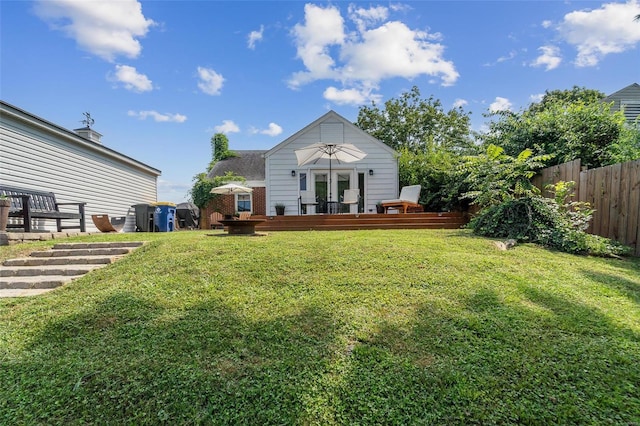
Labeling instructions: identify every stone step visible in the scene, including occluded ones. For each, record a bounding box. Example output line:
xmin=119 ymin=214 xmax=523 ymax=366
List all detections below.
xmin=0 ymin=288 xmax=56 ymax=297
xmin=0 ymin=264 xmax=101 ymax=277
xmin=30 ymin=247 xmax=134 ymax=257
xmin=0 ymin=275 xmax=77 ymax=289
xmin=4 ymin=255 xmax=118 ymax=267
xmin=0 ymin=241 xmax=146 ymax=297
xmin=52 ymin=242 xmax=144 ymax=250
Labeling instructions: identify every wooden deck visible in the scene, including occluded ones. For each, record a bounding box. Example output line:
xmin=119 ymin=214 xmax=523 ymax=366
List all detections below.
xmin=251 ymin=212 xmax=468 ymax=232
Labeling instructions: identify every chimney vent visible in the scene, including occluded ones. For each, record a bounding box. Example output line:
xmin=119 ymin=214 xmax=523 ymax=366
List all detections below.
xmin=74 ymin=127 xmax=103 ymax=144
xmin=74 ymin=111 xmax=102 ymax=144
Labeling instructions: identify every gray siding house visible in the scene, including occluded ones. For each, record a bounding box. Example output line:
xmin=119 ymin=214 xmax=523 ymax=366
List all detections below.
xmin=0 ymin=100 xmax=161 ymax=232
xmin=603 ymin=83 xmax=640 ymax=125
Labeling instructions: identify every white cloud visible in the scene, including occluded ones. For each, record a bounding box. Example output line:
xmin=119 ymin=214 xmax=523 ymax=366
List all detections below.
xmin=289 ymin=4 xmax=346 ymax=88
xmin=288 ymin=3 xmax=458 ymax=101
xmin=323 ymin=86 xmax=381 ymax=105
xmin=389 ymin=3 xmax=412 ymax=13
xmin=497 ymin=51 xmax=517 ymax=63
xmin=259 ymin=123 xmax=283 ymax=137
xmin=248 ymin=25 xmax=264 ymax=49
xmin=34 ymin=0 xmax=154 ymax=62
xmin=558 ymin=0 xmax=640 ymax=67
xmin=214 ymin=120 xmax=240 ymax=134
xmin=340 ymin=21 xmax=458 ymax=85
xmin=453 ymin=99 xmax=468 ymax=108
xmin=127 ymin=110 xmax=186 ymax=123
xmin=531 ymin=45 xmax=562 ymax=71
xmin=530 ymin=93 xmax=544 ymax=103
xmin=541 ymin=20 xmax=553 ymax=29
xmin=110 ymin=65 xmax=153 ymax=92
xmin=489 ymin=97 xmax=512 ymax=113
xmin=348 ymin=4 xmax=389 ymax=32
xmin=197 ymin=66 xmax=225 ymax=95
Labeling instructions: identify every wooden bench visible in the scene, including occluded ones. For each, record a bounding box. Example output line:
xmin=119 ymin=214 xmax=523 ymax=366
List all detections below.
xmin=0 ymin=186 xmax=86 ymax=232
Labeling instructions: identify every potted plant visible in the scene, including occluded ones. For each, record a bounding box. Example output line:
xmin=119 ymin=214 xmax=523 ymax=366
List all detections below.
xmin=0 ymin=195 xmax=10 ymax=232
xmin=275 ymin=203 xmax=285 ymax=216
xmin=376 ymin=202 xmax=384 ymax=214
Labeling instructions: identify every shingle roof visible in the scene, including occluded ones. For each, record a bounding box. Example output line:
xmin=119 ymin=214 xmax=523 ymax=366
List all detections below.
xmin=207 ymin=150 xmax=267 ymax=180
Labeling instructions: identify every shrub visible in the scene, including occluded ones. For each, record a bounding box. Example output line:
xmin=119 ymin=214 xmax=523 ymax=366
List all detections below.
xmin=469 ymin=195 xmax=630 ymax=257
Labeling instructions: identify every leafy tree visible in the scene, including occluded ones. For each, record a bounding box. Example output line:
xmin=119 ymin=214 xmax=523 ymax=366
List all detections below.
xmin=460 ymin=144 xmax=552 ymax=208
xmin=527 ymin=86 xmax=605 ymax=114
xmin=356 ymin=86 xmax=475 ymax=210
xmin=189 ymin=171 xmax=245 ymax=209
xmin=398 ymin=148 xmax=470 ymax=211
xmin=607 ymin=125 xmax=640 ymax=164
xmin=481 ymin=88 xmax=631 ymax=168
xmin=356 ymin=86 xmax=473 ymax=154
xmin=207 ymin=133 xmax=235 ymax=171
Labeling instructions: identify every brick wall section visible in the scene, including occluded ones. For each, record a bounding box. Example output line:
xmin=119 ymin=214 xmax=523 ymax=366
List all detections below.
xmin=253 ymin=187 xmax=266 ymax=216
xmin=201 ymin=187 xmax=266 ymax=229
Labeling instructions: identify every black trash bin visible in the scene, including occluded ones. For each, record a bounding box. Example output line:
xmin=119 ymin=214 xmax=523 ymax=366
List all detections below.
xmin=152 ymin=202 xmax=176 ymax=232
xmin=132 ymin=203 xmax=154 ymax=232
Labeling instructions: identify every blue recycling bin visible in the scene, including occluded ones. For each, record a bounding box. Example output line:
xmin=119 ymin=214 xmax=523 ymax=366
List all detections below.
xmin=152 ymin=202 xmax=176 ymax=232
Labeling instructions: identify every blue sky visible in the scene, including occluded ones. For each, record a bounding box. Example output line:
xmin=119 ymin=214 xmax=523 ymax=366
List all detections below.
xmin=2 ymin=1 xmax=639 ymax=203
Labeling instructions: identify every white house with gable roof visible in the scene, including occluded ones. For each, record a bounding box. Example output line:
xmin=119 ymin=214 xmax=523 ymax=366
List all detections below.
xmin=263 ymin=110 xmax=398 ymax=216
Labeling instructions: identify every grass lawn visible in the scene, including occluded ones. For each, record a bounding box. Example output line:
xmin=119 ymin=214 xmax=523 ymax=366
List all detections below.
xmin=1 ymin=229 xmax=639 ymax=424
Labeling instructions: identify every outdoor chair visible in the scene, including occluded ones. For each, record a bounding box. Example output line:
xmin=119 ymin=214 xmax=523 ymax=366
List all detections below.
xmin=299 ymin=190 xmax=318 ymax=215
xmin=91 ymin=214 xmax=125 ymax=233
xmin=210 ymin=212 xmax=224 ymax=229
xmin=380 ymin=185 xmax=422 ymax=214
xmin=340 ymin=189 xmax=360 ymax=213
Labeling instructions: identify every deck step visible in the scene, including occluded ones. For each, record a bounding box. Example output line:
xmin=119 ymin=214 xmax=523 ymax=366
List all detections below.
xmin=251 ymin=212 xmax=468 ymax=232
xmin=0 ymin=241 xmax=145 ymax=297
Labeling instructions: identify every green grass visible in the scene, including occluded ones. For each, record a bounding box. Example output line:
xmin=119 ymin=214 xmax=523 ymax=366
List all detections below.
xmin=1 ymin=229 xmax=639 ymax=425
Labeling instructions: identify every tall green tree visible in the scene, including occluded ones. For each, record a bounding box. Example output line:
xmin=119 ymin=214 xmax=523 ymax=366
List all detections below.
xmin=356 ymin=86 xmax=475 ymax=210
xmin=481 ymin=87 xmax=635 ymax=168
xmin=356 ymin=86 xmax=473 ymax=154
xmin=527 ymin=86 xmax=605 ymax=114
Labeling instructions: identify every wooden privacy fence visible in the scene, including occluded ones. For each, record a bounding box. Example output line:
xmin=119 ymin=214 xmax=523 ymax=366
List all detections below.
xmin=533 ymin=159 xmax=640 ymax=256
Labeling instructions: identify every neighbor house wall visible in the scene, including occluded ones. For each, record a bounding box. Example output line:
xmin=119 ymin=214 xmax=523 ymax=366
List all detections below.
xmin=0 ymin=101 xmax=161 ymax=232
xmin=603 ymin=83 xmax=640 ymax=125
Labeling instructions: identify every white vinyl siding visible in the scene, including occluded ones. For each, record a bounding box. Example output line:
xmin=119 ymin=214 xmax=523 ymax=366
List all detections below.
xmin=320 ymin=123 xmax=344 ymax=143
xmin=1 ymin=102 xmax=160 ymax=232
xmin=264 ymin=111 xmax=398 ymax=215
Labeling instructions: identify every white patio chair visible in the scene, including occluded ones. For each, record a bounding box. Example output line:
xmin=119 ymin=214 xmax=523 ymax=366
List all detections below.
xmin=299 ymin=190 xmax=318 ymax=215
xmin=340 ymin=189 xmax=360 ymax=213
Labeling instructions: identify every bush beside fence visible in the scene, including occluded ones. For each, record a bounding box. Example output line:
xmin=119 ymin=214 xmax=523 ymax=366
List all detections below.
xmin=533 ymin=159 xmax=640 ymax=256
